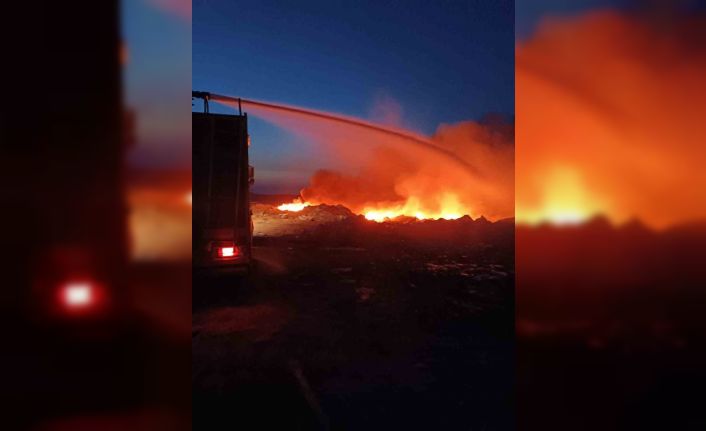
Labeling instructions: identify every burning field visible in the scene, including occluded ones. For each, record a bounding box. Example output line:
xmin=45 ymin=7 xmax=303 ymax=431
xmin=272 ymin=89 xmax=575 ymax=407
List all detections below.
xmin=253 ymin=194 xmax=514 ymax=241
xmin=191 ymin=86 xmax=516 ymax=429
xmin=252 ymin=195 xmax=471 ymax=237
xmin=215 ymin=95 xmax=514 ymax=224
xmin=190 ymin=14 xmax=518 ymax=427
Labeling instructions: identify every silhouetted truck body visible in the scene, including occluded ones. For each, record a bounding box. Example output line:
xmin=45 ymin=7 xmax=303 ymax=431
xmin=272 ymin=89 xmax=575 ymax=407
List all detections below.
xmin=193 ymin=110 xmax=253 ymax=274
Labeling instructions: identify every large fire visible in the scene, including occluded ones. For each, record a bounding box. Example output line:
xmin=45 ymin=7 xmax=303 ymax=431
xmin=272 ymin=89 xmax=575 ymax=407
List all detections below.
xmin=516 ymin=11 xmax=706 ymax=229
xmin=216 ymin=96 xmax=514 ymax=224
xmin=277 ymin=192 xmax=468 ymax=222
xmin=516 ymin=167 xmax=603 ymax=226
xmin=360 ymin=193 xmax=465 ymax=222
xmin=276 ymin=196 xmax=464 ymax=222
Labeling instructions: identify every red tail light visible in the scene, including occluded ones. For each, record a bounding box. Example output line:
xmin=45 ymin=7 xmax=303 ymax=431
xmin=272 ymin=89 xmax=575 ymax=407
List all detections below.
xmin=56 ymin=279 xmax=107 ymax=315
xmin=62 ymin=282 xmax=94 ymax=308
xmin=219 ymin=247 xmax=235 ymax=257
xmin=212 ymin=241 xmax=240 ymax=260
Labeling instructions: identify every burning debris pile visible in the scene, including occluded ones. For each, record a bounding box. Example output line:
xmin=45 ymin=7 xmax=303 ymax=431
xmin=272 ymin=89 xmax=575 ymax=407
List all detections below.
xmin=275 ymin=196 xmax=467 ymax=223
xmin=252 ymin=196 xmax=514 ymax=246
xmin=252 ymin=201 xmax=355 ymax=237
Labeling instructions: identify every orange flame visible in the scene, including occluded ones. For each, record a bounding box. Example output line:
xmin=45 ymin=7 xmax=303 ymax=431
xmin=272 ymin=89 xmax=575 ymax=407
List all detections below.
xmin=277 ymin=199 xmax=311 ymax=212
xmin=516 ymin=11 xmax=706 ymax=229
xmin=276 ymin=194 xmax=466 ymax=222
xmin=516 ymin=167 xmax=603 ymax=226
xmin=362 ymin=192 xmax=466 ymax=222
xmin=216 ymin=95 xmax=514 ymax=225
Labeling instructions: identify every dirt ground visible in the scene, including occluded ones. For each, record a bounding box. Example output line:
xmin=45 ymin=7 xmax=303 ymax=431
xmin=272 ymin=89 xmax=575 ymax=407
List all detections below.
xmin=193 ymin=202 xmax=514 ymax=430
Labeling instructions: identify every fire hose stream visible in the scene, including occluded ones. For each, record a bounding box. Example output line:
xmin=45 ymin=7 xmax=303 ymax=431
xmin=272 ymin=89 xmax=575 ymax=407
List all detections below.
xmin=207 ymin=92 xmax=482 ymax=179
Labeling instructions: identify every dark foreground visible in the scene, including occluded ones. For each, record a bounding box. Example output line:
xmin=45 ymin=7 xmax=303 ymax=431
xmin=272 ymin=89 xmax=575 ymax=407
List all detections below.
xmin=193 ymin=214 xmax=514 ymax=430
xmin=6 ymin=263 xmax=192 ymax=430
xmin=517 ymin=219 xmax=706 ymax=430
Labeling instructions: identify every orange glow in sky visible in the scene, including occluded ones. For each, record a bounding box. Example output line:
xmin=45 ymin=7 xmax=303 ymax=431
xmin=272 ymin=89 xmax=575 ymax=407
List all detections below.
xmin=516 ymin=11 xmax=706 ymax=229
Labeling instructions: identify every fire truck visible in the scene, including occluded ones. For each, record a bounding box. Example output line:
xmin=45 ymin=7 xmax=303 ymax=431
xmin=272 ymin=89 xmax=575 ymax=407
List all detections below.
xmin=192 ymin=92 xmax=254 ymax=275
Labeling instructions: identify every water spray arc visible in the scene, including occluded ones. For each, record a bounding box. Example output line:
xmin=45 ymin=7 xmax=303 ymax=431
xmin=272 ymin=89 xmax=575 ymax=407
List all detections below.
xmin=206 ymin=92 xmax=480 ymax=177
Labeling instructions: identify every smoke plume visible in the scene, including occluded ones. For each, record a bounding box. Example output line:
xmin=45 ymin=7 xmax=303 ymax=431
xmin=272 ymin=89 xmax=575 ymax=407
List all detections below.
xmin=516 ymin=10 xmax=706 ymax=228
xmin=216 ymin=96 xmax=514 ymax=221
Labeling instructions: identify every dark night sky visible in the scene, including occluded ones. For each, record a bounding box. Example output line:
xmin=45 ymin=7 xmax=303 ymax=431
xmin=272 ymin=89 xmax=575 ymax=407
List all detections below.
xmin=193 ymin=0 xmax=514 ymax=193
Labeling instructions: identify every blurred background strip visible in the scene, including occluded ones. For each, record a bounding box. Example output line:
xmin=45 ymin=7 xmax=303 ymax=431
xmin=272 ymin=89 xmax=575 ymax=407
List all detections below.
xmin=516 ymin=0 xmax=706 ymax=429
xmin=1 ymin=1 xmax=191 ymax=429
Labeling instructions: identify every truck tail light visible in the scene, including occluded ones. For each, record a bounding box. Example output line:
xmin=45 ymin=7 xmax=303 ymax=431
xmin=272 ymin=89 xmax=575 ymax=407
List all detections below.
xmin=57 ymin=279 xmax=106 ymax=314
xmin=212 ymin=241 xmax=240 ymax=260
xmin=219 ymin=246 xmax=235 ymax=258
xmin=63 ymin=282 xmax=93 ymax=307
